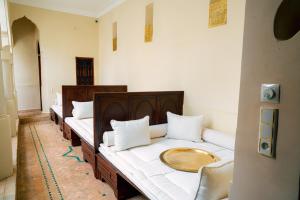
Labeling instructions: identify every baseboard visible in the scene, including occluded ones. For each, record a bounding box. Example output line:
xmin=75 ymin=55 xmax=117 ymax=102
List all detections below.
xmin=18 ymin=109 xmax=41 ymax=114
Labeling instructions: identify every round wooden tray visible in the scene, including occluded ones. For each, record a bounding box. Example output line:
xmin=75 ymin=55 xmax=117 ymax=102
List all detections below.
xmin=160 ymin=148 xmax=219 ymax=173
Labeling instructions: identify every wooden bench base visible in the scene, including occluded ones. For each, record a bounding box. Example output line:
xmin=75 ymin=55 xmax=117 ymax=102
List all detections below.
xmin=81 ymin=140 xmax=97 ymax=177
xmin=50 ymin=108 xmax=56 ymax=122
xmin=50 ymin=108 xmax=63 ymax=131
xmin=63 ymin=123 xmax=81 ymax=146
xmin=96 ymin=153 xmax=139 ymax=200
xmin=58 ymin=116 xmax=63 ymax=131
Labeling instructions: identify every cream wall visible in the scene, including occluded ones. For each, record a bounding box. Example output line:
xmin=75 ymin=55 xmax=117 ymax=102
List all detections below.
xmin=9 ymin=3 xmax=99 ymax=112
xmin=0 ymin=0 xmax=9 ymax=46
xmin=98 ymin=0 xmax=246 ymax=134
xmin=12 ymin=18 xmax=40 ymax=111
xmin=231 ymin=0 xmax=300 ymax=199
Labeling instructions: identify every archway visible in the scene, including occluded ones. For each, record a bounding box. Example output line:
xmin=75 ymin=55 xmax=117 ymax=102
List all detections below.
xmin=12 ymin=17 xmax=42 ymax=112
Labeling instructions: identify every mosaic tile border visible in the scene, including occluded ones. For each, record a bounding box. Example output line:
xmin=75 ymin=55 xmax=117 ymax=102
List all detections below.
xmin=29 ymin=124 xmax=64 ymax=200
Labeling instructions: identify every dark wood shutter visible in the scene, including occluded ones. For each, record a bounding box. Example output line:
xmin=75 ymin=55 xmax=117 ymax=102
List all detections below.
xmin=76 ymin=57 xmax=94 ymax=85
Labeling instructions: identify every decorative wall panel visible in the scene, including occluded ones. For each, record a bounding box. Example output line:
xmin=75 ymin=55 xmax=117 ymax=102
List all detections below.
xmin=209 ymin=0 xmax=227 ymax=28
xmin=145 ymin=3 xmax=153 ymax=42
xmin=112 ymin=22 xmax=117 ymax=51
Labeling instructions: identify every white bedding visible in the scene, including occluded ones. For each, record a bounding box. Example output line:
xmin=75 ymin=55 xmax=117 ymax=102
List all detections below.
xmin=65 ymin=117 xmax=94 ymax=146
xmin=51 ymin=105 xmax=62 ymax=118
xmin=99 ymin=138 xmax=234 ymax=200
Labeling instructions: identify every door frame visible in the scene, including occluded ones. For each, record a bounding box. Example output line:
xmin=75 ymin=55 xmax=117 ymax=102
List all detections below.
xmin=37 ymin=42 xmax=42 ymax=110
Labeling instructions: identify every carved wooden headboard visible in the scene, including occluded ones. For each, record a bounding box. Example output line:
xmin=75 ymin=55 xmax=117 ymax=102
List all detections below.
xmin=93 ymin=91 xmax=184 ymax=150
xmin=62 ymin=85 xmax=127 ymax=119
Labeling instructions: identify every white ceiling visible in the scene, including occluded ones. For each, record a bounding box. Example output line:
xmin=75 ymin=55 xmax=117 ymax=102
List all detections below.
xmin=9 ymin=0 xmax=126 ymax=18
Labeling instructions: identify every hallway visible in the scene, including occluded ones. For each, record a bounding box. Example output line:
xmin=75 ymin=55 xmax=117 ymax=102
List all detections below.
xmin=16 ymin=115 xmax=122 ymax=200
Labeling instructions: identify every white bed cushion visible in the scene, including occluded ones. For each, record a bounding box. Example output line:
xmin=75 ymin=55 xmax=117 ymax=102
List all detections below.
xmin=51 ymin=105 xmax=62 ymax=118
xmin=202 ymin=129 xmax=235 ymax=151
xmin=195 ymin=159 xmax=234 ymax=200
xmin=99 ymin=138 xmax=234 ymax=200
xmin=72 ymin=101 xmax=93 ymax=119
xmin=79 ymin=118 xmax=93 ymax=135
xmin=56 ymin=93 xmax=62 ymax=106
xmin=111 ymin=116 xmax=151 ymax=151
xmin=65 ymin=117 xmax=94 ymax=146
xmin=167 ymin=112 xmax=204 ymax=142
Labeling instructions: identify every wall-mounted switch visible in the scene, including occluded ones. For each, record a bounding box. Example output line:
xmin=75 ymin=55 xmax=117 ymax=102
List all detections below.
xmin=261 ymin=84 xmax=280 ymax=103
xmin=258 ymin=108 xmax=279 ymax=158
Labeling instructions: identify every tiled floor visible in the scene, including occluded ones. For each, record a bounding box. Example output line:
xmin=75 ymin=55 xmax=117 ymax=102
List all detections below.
xmin=16 ymin=114 xmax=146 ymax=200
xmin=0 ymin=136 xmax=17 ymax=200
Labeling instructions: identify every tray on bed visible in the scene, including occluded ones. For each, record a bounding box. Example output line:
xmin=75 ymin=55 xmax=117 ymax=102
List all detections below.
xmin=160 ymin=148 xmax=219 ymax=173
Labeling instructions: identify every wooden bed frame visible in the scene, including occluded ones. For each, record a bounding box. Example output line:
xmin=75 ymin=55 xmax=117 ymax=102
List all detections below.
xmin=50 ymin=108 xmax=55 ymax=121
xmin=49 ymin=108 xmax=63 ymax=131
xmin=93 ymin=91 xmax=184 ymax=199
xmin=61 ymin=85 xmax=127 ymax=140
xmin=62 ymin=85 xmax=127 ymax=176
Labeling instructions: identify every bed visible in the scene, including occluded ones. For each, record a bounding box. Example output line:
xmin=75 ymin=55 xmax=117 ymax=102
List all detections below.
xmin=93 ymin=91 xmax=185 ymax=199
xmin=99 ymin=132 xmax=234 ymax=200
xmin=50 ymin=105 xmax=63 ymax=130
xmin=50 ymin=93 xmax=63 ymax=130
xmin=62 ymin=85 xmax=128 ymax=175
xmin=61 ymin=85 xmax=127 ymax=140
xmin=92 ymin=92 xmax=234 ymax=200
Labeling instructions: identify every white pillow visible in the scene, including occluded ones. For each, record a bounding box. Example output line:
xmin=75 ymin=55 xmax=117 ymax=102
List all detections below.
xmin=195 ymin=159 xmax=234 ymax=200
xmin=202 ymin=129 xmax=235 ymax=150
xmin=72 ymin=101 xmax=93 ymax=119
xmin=111 ymin=116 xmax=151 ymax=151
xmin=102 ymin=123 xmax=167 ymax=147
xmin=167 ymin=112 xmax=204 ymax=142
xmin=56 ymin=93 xmax=62 ymax=106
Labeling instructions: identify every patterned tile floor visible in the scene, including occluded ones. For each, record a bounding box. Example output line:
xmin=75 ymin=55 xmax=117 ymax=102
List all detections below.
xmin=17 ymin=119 xmax=146 ymax=200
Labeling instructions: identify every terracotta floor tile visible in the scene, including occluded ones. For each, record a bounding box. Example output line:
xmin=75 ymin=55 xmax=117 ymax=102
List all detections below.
xmin=17 ymin=119 xmax=146 ymax=200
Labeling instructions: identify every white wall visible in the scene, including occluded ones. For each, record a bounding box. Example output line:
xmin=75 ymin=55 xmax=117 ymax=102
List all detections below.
xmin=9 ymin=3 xmax=99 ymax=112
xmin=0 ymin=0 xmax=8 ymax=46
xmin=12 ymin=17 xmax=40 ymax=111
xmin=231 ymin=0 xmax=300 ymax=199
xmin=99 ymin=0 xmax=246 ymax=134
xmin=0 ymin=0 xmax=14 ymax=180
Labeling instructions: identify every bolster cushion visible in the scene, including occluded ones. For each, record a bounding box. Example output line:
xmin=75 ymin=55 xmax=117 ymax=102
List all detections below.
xmin=103 ymin=131 xmax=115 ymax=147
xmin=195 ymin=159 xmax=234 ymax=200
xmin=202 ymin=129 xmax=235 ymax=150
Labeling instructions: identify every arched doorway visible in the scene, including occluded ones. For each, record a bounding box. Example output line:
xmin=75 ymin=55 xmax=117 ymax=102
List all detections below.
xmin=12 ymin=17 xmax=42 ymax=112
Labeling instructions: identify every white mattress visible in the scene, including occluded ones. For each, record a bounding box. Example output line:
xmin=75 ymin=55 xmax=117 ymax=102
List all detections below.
xmin=99 ymin=138 xmax=234 ymax=200
xmin=51 ymin=105 xmax=62 ymax=118
xmin=65 ymin=117 xmax=94 ymax=146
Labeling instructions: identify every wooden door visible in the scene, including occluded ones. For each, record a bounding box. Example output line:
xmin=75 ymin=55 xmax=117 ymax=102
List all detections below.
xmin=76 ymin=57 xmax=94 ymax=85
xmin=37 ymin=42 xmax=42 ymax=110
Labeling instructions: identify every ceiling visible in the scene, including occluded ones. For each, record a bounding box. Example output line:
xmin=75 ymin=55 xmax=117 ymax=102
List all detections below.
xmin=9 ymin=0 xmax=126 ymax=18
